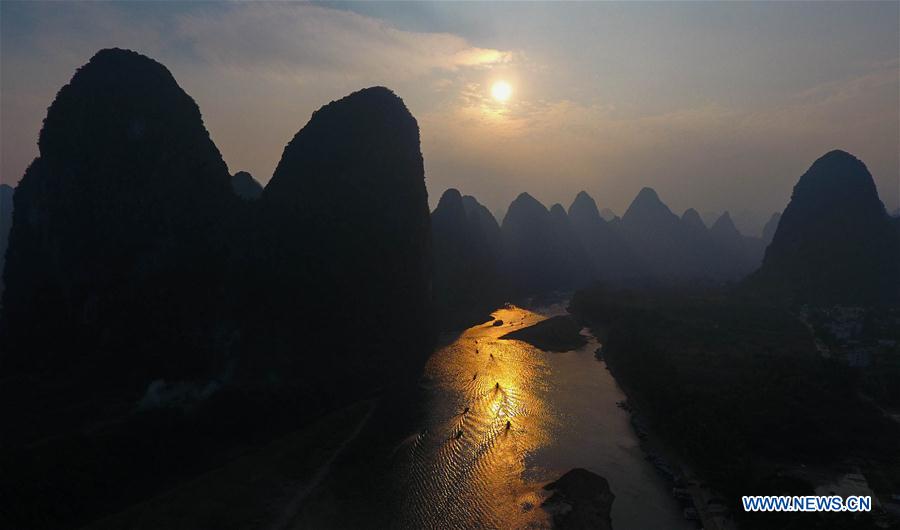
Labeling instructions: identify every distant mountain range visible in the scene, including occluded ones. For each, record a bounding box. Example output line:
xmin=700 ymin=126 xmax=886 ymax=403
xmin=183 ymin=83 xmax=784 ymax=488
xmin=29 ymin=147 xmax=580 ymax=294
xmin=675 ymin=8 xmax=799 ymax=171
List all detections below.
xmin=1 ymin=46 xmax=898 ymax=530
xmin=433 ymin=185 xmax=769 ymax=322
xmin=2 ymin=47 xmax=898 ymax=384
xmin=433 ymin=151 xmax=899 ymax=320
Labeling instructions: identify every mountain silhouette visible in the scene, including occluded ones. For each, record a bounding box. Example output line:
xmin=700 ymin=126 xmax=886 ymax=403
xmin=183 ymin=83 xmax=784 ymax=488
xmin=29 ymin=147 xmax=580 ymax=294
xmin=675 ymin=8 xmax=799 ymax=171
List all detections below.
xmin=680 ymin=208 xmax=707 ymax=234
xmin=751 ymin=150 xmax=900 ymax=304
xmin=501 ymin=193 xmax=556 ymax=293
xmin=231 ymin=170 xmax=263 ymax=200
xmin=568 ymin=191 xmax=638 ymax=282
xmin=599 ymin=207 xmax=617 ymax=221
xmin=709 ymin=211 xmax=765 ymax=278
xmin=709 ymin=211 xmax=742 ymax=245
xmin=619 ymin=187 xmax=702 ymax=280
xmin=761 ymin=212 xmax=781 ymax=244
xmin=549 ymin=203 xmax=594 ymax=287
xmin=259 ymin=86 xmax=433 ymax=393
xmin=462 ymin=194 xmax=503 ymax=253
xmin=501 ymin=192 xmax=591 ymax=294
xmin=1 ymin=48 xmax=235 ymax=381
xmin=0 ymin=50 xmax=439 ymax=529
xmin=432 ymin=189 xmax=504 ymax=329
xmin=0 ymin=184 xmax=13 ymax=296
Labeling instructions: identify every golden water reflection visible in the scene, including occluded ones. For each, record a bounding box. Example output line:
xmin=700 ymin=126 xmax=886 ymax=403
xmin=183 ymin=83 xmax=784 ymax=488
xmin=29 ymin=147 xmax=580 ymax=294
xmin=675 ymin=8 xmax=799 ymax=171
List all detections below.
xmin=396 ymin=305 xmax=556 ymax=529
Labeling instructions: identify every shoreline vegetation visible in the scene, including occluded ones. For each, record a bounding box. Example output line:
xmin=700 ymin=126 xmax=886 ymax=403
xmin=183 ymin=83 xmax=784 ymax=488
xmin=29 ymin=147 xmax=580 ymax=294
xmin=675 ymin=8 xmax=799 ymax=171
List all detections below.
xmin=0 ymin=43 xmax=897 ymax=530
xmin=569 ymin=284 xmax=900 ymax=529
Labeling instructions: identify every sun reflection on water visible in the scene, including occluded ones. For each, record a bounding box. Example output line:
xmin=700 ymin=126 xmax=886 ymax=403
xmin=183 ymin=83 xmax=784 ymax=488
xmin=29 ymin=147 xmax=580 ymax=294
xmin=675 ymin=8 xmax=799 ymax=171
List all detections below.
xmin=395 ymin=306 xmax=557 ymax=529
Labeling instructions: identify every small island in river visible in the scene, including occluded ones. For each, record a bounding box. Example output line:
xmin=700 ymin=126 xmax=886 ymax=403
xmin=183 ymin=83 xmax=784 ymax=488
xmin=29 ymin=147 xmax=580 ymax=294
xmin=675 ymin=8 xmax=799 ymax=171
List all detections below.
xmin=542 ymin=468 xmax=615 ymax=530
xmin=500 ymin=315 xmax=587 ymax=352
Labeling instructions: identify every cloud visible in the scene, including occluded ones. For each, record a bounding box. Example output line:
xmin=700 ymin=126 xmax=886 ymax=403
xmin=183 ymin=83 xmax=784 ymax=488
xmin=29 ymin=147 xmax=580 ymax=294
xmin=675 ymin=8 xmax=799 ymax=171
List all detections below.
xmin=1 ymin=1 xmax=896 ymax=226
xmin=0 ymin=2 xmax=513 ymax=187
xmin=419 ymin=60 xmax=899 ymax=223
xmin=176 ymin=3 xmax=510 ymax=82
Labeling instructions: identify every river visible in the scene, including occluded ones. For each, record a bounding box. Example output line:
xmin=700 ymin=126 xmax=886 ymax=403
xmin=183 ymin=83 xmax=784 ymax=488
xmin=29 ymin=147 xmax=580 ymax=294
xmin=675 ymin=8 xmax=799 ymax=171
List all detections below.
xmin=391 ymin=303 xmax=694 ymax=529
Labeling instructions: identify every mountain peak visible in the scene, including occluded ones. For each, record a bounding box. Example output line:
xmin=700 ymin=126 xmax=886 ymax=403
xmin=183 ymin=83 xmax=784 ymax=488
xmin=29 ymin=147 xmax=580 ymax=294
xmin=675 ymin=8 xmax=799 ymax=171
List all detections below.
xmin=635 ymin=186 xmax=661 ymax=203
xmin=514 ymin=191 xmax=538 ymax=203
xmin=505 ymin=192 xmax=548 ymax=218
xmin=792 ymin=149 xmax=880 ymax=209
xmin=231 ymin=171 xmax=263 ymax=200
xmin=754 ymin=150 xmax=899 ymax=304
xmin=623 ymin=187 xmax=675 ymax=225
xmin=574 ymin=190 xmax=594 ymax=202
xmin=265 ymin=85 xmax=419 ymax=207
xmin=502 ymin=192 xmax=550 ymax=229
xmin=681 ymin=208 xmax=707 ymax=232
xmin=437 ymin=188 xmax=463 ymax=209
xmin=549 ymin=203 xmax=567 ymax=218
xmin=710 ymin=211 xmax=742 ymax=239
xmin=568 ymin=190 xmax=602 ymax=225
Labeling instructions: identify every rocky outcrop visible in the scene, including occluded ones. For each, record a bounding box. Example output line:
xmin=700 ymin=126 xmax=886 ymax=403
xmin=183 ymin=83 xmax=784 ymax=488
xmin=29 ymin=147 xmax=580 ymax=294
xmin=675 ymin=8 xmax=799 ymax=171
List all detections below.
xmin=567 ymin=191 xmax=637 ymax=282
xmin=618 ymin=187 xmax=701 ymax=281
xmin=231 ymin=170 xmax=263 ymax=200
xmin=258 ymin=86 xmax=434 ymax=391
xmin=542 ymin=468 xmax=614 ymax=530
xmin=1 ymin=48 xmax=236 ymax=381
xmin=751 ymin=150 xmax=900 ymax=304
xmin=431 ymin=189 xmax=504 ymax=329
xmin=0 ymin=52 xmax=438 ymax=530
xmin=501 ymin=193 xmax=592 ymax=295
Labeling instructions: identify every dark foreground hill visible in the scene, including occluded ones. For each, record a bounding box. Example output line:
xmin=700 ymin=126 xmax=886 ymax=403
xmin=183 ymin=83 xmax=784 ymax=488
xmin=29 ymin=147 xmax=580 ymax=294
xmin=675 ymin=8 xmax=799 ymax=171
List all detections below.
xmin=0 ymin=51 xmax=434 ymax=530
xmin=1 ymin=47 xmax=237 ymax=383
xmin=258 ymin=86 xmax=434 ymax=392
xmin=0 ymin=184 xmax=13 ymax=296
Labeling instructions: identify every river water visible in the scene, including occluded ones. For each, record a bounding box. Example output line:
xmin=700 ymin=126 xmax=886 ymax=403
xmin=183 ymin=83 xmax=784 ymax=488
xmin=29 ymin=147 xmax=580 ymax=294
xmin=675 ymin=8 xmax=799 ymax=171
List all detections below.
xmin=391 ymin=304 xmax=694 ymax=529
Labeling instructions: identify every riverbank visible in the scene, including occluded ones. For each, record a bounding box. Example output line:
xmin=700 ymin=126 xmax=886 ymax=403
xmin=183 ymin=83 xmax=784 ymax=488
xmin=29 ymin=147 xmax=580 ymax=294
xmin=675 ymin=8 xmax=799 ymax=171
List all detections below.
xmin=569 ymin=284 xmax=899 ymax=529
xmin=604 ymin=362 xmax=733 ymax=530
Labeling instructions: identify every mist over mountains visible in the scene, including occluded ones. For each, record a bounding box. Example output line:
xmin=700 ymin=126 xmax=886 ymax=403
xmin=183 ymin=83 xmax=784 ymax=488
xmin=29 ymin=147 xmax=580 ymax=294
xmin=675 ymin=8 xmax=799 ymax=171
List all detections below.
xmin=433 ymin=148 xmax=900 ymax=328
xmin=0 ymin=47 xmax=899 ymax=528
xmin=1 ymin=48 xmax=897 ymax=382
xmin=433 ymin=185 xmax=777 ymax=327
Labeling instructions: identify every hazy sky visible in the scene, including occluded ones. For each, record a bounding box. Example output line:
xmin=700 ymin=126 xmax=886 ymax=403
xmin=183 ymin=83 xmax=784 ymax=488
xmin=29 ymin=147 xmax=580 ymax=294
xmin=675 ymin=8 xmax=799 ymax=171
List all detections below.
xmin=2 ymin=1 xmax=898 ymax=235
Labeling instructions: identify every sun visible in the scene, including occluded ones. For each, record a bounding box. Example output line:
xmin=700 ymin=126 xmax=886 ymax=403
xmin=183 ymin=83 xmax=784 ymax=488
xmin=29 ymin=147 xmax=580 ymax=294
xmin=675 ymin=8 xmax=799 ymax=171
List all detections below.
xmin=491 ymin=81 xmax=512 ymax=102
